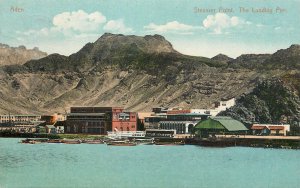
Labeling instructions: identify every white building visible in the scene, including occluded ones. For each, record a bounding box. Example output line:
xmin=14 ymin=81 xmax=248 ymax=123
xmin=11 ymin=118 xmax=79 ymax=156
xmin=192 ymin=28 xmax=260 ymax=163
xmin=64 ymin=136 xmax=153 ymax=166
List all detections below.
xmin=173 ymin=98 xmax=235 ymax=117
xmin=144 ymin=98 xmax=236 ymax=134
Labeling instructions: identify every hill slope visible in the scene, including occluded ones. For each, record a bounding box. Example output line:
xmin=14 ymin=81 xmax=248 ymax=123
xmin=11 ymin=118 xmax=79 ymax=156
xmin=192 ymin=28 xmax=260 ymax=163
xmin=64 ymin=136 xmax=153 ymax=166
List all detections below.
xmin=0 ymin=44 xmax=47 ymax=66
xmin=0 ymin=33 xmax=299 ymax=117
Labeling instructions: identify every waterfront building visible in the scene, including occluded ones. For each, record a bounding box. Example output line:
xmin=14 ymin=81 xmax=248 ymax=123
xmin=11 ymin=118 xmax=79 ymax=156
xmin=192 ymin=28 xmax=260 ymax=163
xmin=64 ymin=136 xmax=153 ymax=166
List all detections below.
xmin=0 ymin=113 xmax=44 ymax=133
xmin=45 ymin=125 xmax=56 ymax=134
xmin=40 ymin=113 xmax=66 ymax=134
xmin=145 ymin=108 xmax=211 ymax=134
xmin=251 ymin=124 xmax=290 ymax=136
xmin=143 ymin=98 xmax=235 ymax=132
xmin=144 ymin=107 xmax=168 ymax=129
xmin=250 ymin=125 xmax=270 ymax=135
xmin=213 ymin=98 xmax=236 ymax=114
xmin=65 ymin=107 xmax=137 ymax=134
xmin=152 ymin=107 xmax=168 ymax=114
xmin=113 ymin=112 xmax=137 ymax=132
xmin=56 ymin=113 xmax=67 ymax=121
xmin=144 ymin=116 xmax=167 ymax=129
xmin=159 ymin=113 xmax=210 ymax=134
xmin=54 ymin=121 xmax=65 ymax=134
xmin=194 ymin=116 xmax=248 ymax=138
xmin=41 ymin=115 xmax=57 ymax=125
xmin=0 ymin=124 xmax=37 ymax=133
xmin=36 ymin=125 xmax=46 ymax=133
xmin=177 ymin=98 xmax=235 ymax=117
xmin=41 ymin=113 xmax=66 ymax=124
xmin=65 ymin=107 xmax=111 ymax=134
xmin=0 ymin=114 xmax=41 ymax=124
xmin=137 ymin=112 xmax=153 ymax=124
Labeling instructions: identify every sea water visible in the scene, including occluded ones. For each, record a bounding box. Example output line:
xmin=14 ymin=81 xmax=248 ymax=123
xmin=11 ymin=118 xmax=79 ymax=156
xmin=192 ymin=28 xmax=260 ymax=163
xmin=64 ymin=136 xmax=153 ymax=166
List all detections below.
xmin=0 ymin=138 xmax=300 ymax=188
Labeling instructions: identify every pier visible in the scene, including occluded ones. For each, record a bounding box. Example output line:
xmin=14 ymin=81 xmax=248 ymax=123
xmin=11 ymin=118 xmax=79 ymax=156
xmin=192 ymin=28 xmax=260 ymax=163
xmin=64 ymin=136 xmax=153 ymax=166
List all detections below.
xmin=191 ymin=135 xmax=300 ymax=149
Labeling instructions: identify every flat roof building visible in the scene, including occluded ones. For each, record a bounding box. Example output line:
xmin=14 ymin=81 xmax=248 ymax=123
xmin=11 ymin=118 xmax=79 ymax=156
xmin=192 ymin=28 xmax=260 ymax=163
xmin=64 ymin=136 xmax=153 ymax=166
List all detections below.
xmin=159 ymin=113 xmax=211 ymax=134
xmin=0 ymin=114 xmax=41 ymax=125
xmin=251 ymin=124 xmax=290 ymax=136
xmin=65 ymin=107 xmax=137 ymax=134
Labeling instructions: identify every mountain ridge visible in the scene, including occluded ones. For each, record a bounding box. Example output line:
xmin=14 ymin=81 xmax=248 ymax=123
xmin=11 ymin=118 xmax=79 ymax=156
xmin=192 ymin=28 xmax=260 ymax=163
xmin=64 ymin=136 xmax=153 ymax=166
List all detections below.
xmin=0 ymin=43 xmax=47 ymax=66
xmin=0 ymin=33 xmax=299 ymax=122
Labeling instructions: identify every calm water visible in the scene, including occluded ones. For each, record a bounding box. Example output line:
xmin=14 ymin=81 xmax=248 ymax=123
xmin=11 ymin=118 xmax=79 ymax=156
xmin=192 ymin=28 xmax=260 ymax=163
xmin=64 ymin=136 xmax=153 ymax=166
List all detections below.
xmin=0 ymin=138 xmax=300 ymax=188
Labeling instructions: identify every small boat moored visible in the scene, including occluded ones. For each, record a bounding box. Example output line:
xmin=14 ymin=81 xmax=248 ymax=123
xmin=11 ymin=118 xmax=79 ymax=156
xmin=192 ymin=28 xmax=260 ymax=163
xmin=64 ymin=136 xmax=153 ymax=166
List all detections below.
xmin=106 ymin=140 xmax=136 ymax=146
xmin=82 ymin=139 xmax=104 ymax=144
xmin=134 ymin=138 xmax=155 ymax=145
xmin=62 ymin=139 xmax=81 ymax=144
xmin=21 ymin=138 xmax=49 ymax=144
xmin=154 ymin=141 xmax=185 ymax=146
xmin=47 ymin=139 xmax=63 ymax=144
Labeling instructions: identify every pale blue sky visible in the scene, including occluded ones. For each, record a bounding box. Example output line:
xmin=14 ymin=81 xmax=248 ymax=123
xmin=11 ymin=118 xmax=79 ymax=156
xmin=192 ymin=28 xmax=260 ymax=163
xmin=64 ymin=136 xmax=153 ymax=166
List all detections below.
xmin=0 ymin=0 xmax=299 ymax=57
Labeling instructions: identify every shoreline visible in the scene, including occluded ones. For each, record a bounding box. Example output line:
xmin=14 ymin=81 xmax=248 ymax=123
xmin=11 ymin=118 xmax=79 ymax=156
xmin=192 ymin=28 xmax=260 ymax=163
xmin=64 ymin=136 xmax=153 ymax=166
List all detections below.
xmin=2 ymin=133 xmax=300 ymax=149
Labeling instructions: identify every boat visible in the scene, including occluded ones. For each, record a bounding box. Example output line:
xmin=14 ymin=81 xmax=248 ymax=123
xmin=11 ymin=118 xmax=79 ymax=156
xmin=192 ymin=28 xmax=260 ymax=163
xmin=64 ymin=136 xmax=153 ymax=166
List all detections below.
xmin=62 ymin=139 xmax=81 ymax=144
xmin=154 ymin=141 xmax=185 ymax=146
xmin=134 ymin=138 xmax=155 ymax=145
xmin=21 ymin=138 xmax=48 ymax=144
xmin=82 ymin=139 xmax=104 ymax=144
xmin=47 ymin=139 xmax=63 ymax=143
xmin=106 ymin=140 xmax=136 ymax=146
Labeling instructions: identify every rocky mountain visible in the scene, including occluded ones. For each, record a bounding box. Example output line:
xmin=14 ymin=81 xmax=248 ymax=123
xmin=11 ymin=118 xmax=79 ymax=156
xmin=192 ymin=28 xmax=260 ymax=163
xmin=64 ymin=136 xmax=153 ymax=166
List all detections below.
xmin=23 ymin=33 xmax=183 ymax=73
xmin=0 ymin=33 xmax=299 ymax=118
xmin=227 ymin=44 xmax=300 ymax=69
xmin=211 ymin=54 xmax=233 ymax=64
xmin=0 ymin=44 xmax=47 ymax=66
xmin=264 ymin=44 xmax=300 ymax=69
xmin=228 ymin=54 xmax=271 ymax=69
xmin=219 ymin=78 xmax=300 ymax=126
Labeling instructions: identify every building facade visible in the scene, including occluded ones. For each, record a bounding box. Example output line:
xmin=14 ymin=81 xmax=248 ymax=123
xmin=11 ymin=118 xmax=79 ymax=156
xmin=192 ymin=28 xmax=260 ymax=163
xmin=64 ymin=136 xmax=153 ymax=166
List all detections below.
xmin=41 ymin=113 xmax=66 ymax=125
xmin=251 ymin=124 xmax=290 ymax=136
xmin=143 ymin=98 xmax=235 ymax=132
xmin=112 ymin=112 xmax=137 ymax=132
xmin=0 ymin=114 xmax=41 ymax=124
xmin=159 ymin=113 xmax=210 ymax=134
xmin=144 ymin=107 xmax=168 ymax=129
xmin=0 ymin=114 xmax=42 ymax=133
xmin=65 ymin=107 xmax=137 ymax=134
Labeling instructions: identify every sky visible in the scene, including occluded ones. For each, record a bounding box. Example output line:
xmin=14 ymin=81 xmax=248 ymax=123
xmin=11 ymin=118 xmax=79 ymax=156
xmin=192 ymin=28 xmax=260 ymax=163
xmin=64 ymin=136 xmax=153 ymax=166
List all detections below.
xmin=0 ymin=0 xmax=299 ymax=58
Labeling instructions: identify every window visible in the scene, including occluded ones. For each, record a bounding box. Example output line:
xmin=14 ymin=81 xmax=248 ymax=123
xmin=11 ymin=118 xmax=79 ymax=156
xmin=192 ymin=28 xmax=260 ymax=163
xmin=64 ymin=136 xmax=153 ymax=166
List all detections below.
xmin=205 ymin=111 xmax=210 ymax=114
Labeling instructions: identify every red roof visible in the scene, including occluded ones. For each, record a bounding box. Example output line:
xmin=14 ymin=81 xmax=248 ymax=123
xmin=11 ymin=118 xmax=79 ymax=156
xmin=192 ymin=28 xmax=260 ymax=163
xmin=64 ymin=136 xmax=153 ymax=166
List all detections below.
xmin=251 ymin=126 xmax=268 ymax=130
xmin=268 ymin=126 xmax=284 ymax=130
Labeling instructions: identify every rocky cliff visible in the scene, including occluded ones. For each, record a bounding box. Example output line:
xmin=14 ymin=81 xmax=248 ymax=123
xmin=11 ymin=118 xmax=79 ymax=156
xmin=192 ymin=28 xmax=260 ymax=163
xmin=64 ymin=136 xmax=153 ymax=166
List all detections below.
xmin=219 ymin=77 xmax=300 ymax=125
